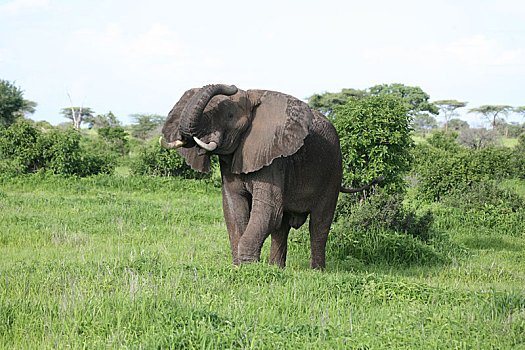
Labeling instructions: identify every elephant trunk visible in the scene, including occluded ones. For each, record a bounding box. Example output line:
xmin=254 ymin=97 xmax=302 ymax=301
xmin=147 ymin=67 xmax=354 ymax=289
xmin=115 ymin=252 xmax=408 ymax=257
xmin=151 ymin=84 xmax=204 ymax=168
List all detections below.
xmin=179 ymin=84 xmax=238 ymax=142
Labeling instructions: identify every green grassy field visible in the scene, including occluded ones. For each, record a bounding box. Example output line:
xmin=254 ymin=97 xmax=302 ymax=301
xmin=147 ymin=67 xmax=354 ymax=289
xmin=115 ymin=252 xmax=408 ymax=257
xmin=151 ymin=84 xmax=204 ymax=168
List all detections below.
xmin=1 ymin=175 xmax=524 ymax=349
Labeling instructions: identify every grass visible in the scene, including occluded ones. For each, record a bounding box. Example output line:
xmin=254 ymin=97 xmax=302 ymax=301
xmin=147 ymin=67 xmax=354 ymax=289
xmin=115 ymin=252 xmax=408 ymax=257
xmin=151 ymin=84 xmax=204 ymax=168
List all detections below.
xmin=500 ymin=137 xmax=519 ymax=148
xmin=1 ymin=175 xmax=525 ymax=349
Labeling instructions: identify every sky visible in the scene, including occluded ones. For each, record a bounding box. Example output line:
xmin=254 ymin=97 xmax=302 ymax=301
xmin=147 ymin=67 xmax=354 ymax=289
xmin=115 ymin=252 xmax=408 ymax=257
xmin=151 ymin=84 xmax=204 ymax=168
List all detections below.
xmin=1 ymin=0 xmax=525 ymax=127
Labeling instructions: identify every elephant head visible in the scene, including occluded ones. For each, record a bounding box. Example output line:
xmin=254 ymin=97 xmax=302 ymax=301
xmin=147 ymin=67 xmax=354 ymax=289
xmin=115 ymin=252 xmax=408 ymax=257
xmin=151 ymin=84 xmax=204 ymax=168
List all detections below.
xmin=161 ymin=84 xmax=314 ymax=174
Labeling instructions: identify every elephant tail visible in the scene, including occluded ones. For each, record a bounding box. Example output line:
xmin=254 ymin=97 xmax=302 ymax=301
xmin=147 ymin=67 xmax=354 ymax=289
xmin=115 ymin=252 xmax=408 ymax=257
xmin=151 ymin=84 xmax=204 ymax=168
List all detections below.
xmin=340 ymin=176 xmax=385 ymax=194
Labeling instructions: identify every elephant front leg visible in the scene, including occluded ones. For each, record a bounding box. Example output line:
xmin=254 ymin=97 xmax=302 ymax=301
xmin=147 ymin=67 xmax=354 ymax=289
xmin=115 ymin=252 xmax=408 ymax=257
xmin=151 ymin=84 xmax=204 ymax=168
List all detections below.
xmin=237 ymin=198 xmax=283 ymax=265
xmin=222 ymin=190 xmax=251 ymax=265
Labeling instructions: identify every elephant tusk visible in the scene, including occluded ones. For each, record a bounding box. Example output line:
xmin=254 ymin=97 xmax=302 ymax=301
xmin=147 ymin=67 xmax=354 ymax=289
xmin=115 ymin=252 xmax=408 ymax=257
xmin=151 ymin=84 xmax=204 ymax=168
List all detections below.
xmin=193 ymin=136 xmax=217 ymax=151
xmin=159 ymin=136 xmax=186 ymax=149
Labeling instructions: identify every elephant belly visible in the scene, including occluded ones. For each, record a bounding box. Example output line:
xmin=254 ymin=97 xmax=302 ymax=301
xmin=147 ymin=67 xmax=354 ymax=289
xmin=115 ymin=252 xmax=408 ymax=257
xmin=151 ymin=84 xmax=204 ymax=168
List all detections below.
xmin=281 ymin=121 xmax=342 ymax=219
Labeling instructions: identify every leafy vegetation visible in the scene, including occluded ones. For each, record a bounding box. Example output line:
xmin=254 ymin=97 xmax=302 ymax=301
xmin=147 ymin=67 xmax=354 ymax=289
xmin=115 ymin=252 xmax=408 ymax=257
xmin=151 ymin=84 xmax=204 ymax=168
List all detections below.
xmin=334 ymin=95 xmax=413 ymax=194
xmin=0 ymin=121 xmax=113 ymax=177
xmin=130 ymin=138 xmax=212 ymax=180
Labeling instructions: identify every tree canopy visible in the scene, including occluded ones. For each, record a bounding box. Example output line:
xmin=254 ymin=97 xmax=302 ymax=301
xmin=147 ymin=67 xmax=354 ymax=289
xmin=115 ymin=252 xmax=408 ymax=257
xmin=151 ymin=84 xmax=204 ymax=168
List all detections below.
xmin=129 ymin=114 xmax=166 ymax=140
xmin=468 ymin=105 xmax=513 ymax=134
xmin=412 ymin=114 xmax=437 ymax=134
xmin=368 ymin=84 xmax=439 ymax=116
xmin=306 ymin=88 xmax=366 ymax=118
xmin=60 ymin=107 xmax=95 ymax=130
xmin=0 ymin=79 xmax=25 ymax=127
xmin=84 ymin=111 xmax=121 ymax=129
xmin=307 ymin=83 xmax=437 ymax=118
xmin=433 ymin=100 xmax=468 ymax=133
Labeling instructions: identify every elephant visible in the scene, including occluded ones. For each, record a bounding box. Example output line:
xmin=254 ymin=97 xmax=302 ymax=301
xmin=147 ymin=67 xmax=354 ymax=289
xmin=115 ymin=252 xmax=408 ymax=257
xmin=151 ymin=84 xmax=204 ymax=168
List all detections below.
xmin=160 ymin=84 xmax=367 ymax=269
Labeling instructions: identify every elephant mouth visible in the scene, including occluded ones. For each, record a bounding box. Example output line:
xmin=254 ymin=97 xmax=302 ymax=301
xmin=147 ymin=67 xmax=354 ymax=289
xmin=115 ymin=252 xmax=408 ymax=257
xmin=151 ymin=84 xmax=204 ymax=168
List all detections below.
xmin=159 ymin=136 xmax=186 ymax=150
xmin=192 ymin=136 xmax=217 ymax=152
xmin=159 ymin=134 xmax=218 ymax=154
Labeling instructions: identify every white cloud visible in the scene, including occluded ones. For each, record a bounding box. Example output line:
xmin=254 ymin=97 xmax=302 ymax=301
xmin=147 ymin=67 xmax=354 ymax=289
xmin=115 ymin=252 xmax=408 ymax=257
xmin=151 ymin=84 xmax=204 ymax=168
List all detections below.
xmin=0 ymin=0 xmax=50 ymax=15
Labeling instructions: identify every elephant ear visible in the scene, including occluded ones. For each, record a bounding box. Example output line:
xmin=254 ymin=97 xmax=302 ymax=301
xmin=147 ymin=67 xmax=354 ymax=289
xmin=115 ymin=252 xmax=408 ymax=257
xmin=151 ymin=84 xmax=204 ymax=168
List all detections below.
xmin=231 ymin=90 xmax=313 ymax=174
xmin=162 ymin=88 xmax=211 ymax=173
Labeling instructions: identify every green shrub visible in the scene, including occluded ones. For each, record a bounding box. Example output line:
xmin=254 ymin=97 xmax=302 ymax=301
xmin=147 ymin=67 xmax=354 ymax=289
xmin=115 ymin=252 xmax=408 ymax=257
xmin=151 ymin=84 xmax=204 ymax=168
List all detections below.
xmin=130 ymin=141 xmax=210 ymax=180
xmin=333 ymin=95 xmax=413 ymax=194
xmin=0 ymin=120 xmax=43 ymax=173
xmin=96 ymin=126 xmax=129 ymax=156
xmin=336 ymin=189 xmax=433 ymax=241
xmin=0 ymin=121 xmax=113 ymax=177
xmin=331 ymin=225 xmax=448 ymax=266
xmin=442 ymin=180 xmax=524 ymax=212
xmin=412 ymin=142 xmax=517 ymax=200
xmin=426 ymin=130 xmax=460 ymax=151
xmin=332 ymin=190 xmax=451 ymax=266
xmin=436 ymin=181 xmax=525 ymax=235
xmin=511 ymin=133 xmax=525 ymax=179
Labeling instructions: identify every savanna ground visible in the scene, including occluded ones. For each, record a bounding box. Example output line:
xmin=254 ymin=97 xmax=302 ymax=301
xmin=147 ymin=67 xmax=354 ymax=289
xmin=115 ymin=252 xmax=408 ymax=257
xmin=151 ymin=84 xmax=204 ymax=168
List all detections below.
xmin=1 ymin=174 xmax=524 ymax=349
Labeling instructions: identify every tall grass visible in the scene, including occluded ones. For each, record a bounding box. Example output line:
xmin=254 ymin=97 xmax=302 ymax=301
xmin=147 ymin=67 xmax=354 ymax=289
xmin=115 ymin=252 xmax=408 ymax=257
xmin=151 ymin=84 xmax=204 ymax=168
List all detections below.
xmin=1 ymin=175 xmax=524 ymax=348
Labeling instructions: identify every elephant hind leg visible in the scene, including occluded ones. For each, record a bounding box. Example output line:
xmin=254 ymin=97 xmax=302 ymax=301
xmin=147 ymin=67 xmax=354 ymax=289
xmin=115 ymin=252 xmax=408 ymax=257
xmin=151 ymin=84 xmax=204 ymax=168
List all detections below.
xmin=308 ymin=200 xmax=338 ymax=270
xmin=269 ymin=216 xmax=292 ymax=268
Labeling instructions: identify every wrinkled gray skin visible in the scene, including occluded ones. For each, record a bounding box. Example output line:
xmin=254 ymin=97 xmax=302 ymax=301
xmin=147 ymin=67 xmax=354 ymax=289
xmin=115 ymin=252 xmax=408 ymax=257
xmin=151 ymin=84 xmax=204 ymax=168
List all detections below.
xmin=161 ymin=84 xmax=342 ymax=269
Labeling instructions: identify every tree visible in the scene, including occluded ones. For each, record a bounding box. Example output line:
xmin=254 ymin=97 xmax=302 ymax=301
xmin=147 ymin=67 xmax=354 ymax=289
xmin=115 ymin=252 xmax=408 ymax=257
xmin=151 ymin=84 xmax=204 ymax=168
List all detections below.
xmin=412 ymin=114 xmax=437 ymax=136
xmin=456 ymin=128 xmax=496 ymax=150
xmin=468 ymin=105 xmax=513 ymax=134
xmin=307 ymin=88 xmax=366 ymax=118
xmin=307 ymin=83 xmax=437 ymax=119
xmin=448 ymin=118 xmax=469 ymax=131
xmin=514 ymin=106 xmax=525 ymax=120
xmin=84 ymin=111 xmax=121 ymax=129
xmin=60 ymin=107 xmax=94 ymax=130
xmin=97 ymin=125 xmax=129 ymax=156
xmin=130 ymin=114 xmax=166 ymax=139
xmin=333 ymin=95 xmax=413 ymax=195
xmin=433 ymin=100 xmax=467 ymax=133
xmin=0 ymin=79 xmax=25 ymax=127
xmin=368 ymin=84 xmax=439 ymax=116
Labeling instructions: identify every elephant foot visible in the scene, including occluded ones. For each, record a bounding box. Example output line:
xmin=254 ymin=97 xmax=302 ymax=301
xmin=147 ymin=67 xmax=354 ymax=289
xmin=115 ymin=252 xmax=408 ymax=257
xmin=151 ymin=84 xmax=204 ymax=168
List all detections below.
xmin=238 ymin=254 xmax=260 ymax=265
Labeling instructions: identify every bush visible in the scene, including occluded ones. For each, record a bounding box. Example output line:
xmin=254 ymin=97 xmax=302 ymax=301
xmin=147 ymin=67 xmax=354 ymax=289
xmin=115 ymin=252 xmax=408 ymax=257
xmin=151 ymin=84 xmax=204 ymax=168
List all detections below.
xmin=511 ymin=133 xmax=525 ymax=179
xmin=331 ymin=189 xmax=452 ymax=266
xmin=437 ymin=181 xmax=525 ymax=235
xmin=412 ymin=142 xmax=517 ymax=200
xmin=96 ymin=126 xmax=129 ymax=156
xmin=335 ymin=189 xmax=433 ymax=240
xmin=333 ymin=95 xmax=413 ymax=195
xmin=425 ymin=131 xmax=459 ymax=151
xmin=130 ymin=139 xmax=212 ymax=180
xmin=0 ymin=121 xmax=113 ymax=177
xmin=0 ymin=120 xmax=42 ymax=173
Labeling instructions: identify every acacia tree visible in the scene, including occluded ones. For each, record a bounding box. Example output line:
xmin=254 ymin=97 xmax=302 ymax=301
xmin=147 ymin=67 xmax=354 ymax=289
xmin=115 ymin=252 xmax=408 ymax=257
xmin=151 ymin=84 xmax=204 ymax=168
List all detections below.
xmin=306 ymin=88 xmax=366 ymax=118
xmin=433 ymin=100 xmax=468 ymax=133
xmin=130 ymin=114 xmax=166 ymax=139
xmin=515 ymin=106 xmax=525 ymax=120
xmin=60 ymin=106 xmax=94 ymax=130
xmin=468 ymin=105 xmax=513 ymax=134
xmin=84 ymin=111 xmax=121 ymax=129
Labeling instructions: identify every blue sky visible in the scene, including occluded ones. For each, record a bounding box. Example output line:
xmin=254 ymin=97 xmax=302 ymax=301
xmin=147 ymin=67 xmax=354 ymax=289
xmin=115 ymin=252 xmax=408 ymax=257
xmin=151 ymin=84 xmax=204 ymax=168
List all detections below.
xmin=1 ymin=0 xmax=525 ymax=126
